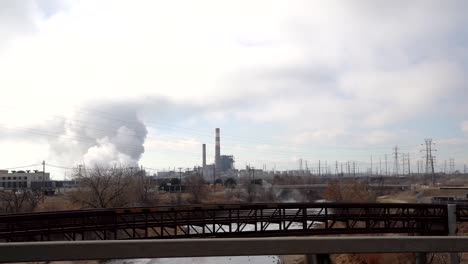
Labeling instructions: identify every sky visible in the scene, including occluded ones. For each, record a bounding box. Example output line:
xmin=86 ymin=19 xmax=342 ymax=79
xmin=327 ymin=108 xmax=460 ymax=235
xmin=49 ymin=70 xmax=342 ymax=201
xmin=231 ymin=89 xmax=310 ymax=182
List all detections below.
xmin=0 ymin=0 xmax=468 ymax=178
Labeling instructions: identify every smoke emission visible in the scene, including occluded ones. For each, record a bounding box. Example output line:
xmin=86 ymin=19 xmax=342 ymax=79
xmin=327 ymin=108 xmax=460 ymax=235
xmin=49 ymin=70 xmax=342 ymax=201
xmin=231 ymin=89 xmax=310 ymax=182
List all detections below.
xmin=49 ymin=102 xmax=148 ymax=168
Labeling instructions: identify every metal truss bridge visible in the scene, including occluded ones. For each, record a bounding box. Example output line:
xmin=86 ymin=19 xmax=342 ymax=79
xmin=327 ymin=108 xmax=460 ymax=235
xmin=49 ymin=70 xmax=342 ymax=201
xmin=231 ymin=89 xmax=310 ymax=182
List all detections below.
xmin=0 ymin=203 xmax=466 ymax=242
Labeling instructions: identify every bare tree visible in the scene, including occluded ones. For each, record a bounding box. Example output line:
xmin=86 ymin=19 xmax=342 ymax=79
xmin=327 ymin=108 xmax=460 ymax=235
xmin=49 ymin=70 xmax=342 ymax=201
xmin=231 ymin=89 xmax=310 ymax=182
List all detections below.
xmin=131 ymin=169 xmax=158 ymax=206
xmin=184 ymin=174 xmax=207 ymax=204
xmin=69 ymin=166 xmax=135 ymax=208
xmin=0 ymin=190 xmax=41 ymax=213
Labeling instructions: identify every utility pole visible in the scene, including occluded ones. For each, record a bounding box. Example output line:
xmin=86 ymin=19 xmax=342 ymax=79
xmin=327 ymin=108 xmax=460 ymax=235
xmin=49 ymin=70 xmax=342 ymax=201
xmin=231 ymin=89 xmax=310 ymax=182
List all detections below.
xmin=379 ymin=156 xmax=382 ymax=176
xmin=385 ymin=154 xmax=388 ymax=176
xmin=42 ymin=160 xmax=45 ymax=202
xmin=178 ymin=167 xmax=183 ymax=192
xmin=407 ymin=153 xmax=411 ymax=177
xmin=401 ymin=153 xmax=406 ymax=176
xmin=335 ymin=161 xmax=339 ymax=176
xmin=318 ymin=160 xmax=321 ymax=177
xmin=393 ymin=146 xmax=399 ymax=176
xmin=370 ymin=155 xmax=373 ymax=176
xmin=253 ymin=168 xmax=256 ymax=183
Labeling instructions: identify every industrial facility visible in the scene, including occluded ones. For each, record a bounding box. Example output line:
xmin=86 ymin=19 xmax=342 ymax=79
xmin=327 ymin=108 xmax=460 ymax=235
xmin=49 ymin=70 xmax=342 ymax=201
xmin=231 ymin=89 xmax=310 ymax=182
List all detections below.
xmin=200 ymin=128 xmax=235 ymax=182
xmin=0 ymin=170 xmax=51 ymax=190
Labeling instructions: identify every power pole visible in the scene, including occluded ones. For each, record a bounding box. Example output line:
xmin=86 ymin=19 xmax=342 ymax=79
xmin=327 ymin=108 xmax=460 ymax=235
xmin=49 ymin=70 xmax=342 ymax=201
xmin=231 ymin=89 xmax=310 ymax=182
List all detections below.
xmin=385 ymin=154 xmax=388 ymax=176
xmin=421 ymin=139 xmax=436 ymax=185
xmin=407 ymin=153 xmax=411 ymax=177
xmin=401 ymin=153 xmax=406 ymax=176
xmin=379 ymin=156 xmax=382 ymax=176
xmin=449 ymin=158 xmax=455 ymax=174
xmin=370 ymin=155 xmax=373 ymax=176
xmin=42 ymin=160 xmax=45 ymax=202
xmin=393 ymin=146 xmax=399 ymax=176
xmin=318 ymin=160 xmax=321 ymax=177
xmin=252 ymin=167 xmax=256 ymax=183
xmin=178 ymin=167 xmax=183 ymax=192
xmin=444 ymin=160 xmax=447 ymax=174
xmin=335 ymin=161 xmax=339 ymax=176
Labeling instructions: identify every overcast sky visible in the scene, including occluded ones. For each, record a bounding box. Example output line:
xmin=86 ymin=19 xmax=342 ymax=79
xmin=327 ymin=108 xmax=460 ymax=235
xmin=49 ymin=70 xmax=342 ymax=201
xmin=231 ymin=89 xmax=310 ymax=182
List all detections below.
xmin=1 ymin=0 xmax=468 ymax=178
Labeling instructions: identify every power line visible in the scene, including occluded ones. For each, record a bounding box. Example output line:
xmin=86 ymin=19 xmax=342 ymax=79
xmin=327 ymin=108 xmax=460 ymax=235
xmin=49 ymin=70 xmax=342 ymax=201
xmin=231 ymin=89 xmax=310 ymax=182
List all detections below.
xmin=0 ymin=163 xmax=42 ymax=170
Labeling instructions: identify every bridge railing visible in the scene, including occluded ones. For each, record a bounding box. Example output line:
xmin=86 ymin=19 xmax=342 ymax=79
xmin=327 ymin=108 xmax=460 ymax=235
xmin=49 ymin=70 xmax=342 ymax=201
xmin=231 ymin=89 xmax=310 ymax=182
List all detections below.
xmin=0 ymin=203 xmax=458 ymax=241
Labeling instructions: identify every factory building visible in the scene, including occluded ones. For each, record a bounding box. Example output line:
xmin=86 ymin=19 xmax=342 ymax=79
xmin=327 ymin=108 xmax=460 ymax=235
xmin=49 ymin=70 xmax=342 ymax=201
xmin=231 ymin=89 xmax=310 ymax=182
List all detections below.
xmin=220 ymin=155 xmax=234 ymax=172
xmin=0 ymin=170 xmax=51 ymax=189
xmin=201 ymin=128 xmax=237 ymax=182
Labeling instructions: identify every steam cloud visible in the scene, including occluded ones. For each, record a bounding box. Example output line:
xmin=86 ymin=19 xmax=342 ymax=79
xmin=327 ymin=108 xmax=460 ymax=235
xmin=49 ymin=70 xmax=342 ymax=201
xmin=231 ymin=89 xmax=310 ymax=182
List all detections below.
xmin=49 ymin=102 xmax=148 ymax=168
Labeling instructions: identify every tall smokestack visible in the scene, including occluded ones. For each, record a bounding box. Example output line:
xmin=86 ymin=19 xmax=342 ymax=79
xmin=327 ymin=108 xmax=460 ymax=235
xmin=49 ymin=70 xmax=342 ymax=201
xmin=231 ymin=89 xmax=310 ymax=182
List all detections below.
xmin=215 ymin=128 xmax=221 ymax=177
xmin=202 ymin=144 xmax=206 ymax=167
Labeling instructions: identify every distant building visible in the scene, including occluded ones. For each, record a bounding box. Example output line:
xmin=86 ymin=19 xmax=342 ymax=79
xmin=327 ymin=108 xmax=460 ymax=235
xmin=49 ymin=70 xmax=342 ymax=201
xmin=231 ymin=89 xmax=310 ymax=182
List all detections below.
xmin=157 ymin=171 xmax=177 ymax=179
xmin=0 ymin=170 xmax=51 ymax=189
xmin=220 ymin=155 xmax=234 ymax=172
xmin=202 ymin=164 xmax=215 ymax=182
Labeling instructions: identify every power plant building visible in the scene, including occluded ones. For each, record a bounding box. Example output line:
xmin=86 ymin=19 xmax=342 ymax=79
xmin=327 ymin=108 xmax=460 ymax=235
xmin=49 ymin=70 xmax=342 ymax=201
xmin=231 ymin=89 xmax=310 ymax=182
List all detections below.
xmin=220 ymin=155 xmax=234 ymax=172
xmin=201 ymin=128 xmax=236 ymax=181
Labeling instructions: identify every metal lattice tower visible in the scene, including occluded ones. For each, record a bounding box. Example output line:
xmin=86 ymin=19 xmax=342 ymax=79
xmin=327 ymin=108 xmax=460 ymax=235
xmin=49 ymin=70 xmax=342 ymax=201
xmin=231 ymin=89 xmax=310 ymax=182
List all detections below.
xmin=393 ymin=146 xmax=399 ymax=176
xmin=421 ymin=139 xmax=436 ymax=185
xmin=449 ymin=158 xmax=455 ymax=174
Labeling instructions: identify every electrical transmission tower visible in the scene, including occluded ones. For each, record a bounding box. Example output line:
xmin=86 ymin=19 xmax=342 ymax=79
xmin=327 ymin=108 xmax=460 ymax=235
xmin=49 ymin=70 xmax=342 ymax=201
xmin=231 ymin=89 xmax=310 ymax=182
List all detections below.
xmin=421 ymin=139 xmax=436 ymax=185
xmin=393 ymin=146 xmax=399 ymax=176
xmin=449 ymin=158 xmax=455 ymax=174
xmin=401 ymin=153 xmax=406 ymax=175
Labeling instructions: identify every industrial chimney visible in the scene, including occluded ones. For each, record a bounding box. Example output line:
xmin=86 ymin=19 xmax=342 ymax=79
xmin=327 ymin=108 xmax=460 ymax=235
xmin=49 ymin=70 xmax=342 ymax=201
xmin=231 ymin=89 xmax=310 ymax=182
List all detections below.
xmin=202 ymin=143 xmax=206 ymax=167
xmin=215 ymin=128 xmax=221 ymax=177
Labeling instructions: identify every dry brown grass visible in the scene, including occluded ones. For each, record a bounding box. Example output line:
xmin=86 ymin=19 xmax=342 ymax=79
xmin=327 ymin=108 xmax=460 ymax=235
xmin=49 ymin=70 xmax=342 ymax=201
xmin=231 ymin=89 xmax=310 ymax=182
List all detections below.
xmin=35 ymin=195 xmax=81 ymax=212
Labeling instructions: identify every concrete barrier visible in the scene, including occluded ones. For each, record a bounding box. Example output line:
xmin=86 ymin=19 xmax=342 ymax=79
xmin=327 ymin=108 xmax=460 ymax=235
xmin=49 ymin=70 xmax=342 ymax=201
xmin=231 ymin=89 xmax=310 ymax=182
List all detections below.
xmin=0 ymin=236 xmax=467 ymax=263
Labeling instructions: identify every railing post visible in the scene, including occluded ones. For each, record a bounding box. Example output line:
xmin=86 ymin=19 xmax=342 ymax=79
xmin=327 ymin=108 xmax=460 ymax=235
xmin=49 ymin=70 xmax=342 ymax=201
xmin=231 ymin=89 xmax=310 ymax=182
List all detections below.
xmin=447 ymin=204 xmax=459 ymax=264
xmin=306 ymin=254 xmax=330 ymax=264
xmin=306 ymin=254 xmax=317 ymax=264
xmin=416 ymin=252 xmax=427 ymax=264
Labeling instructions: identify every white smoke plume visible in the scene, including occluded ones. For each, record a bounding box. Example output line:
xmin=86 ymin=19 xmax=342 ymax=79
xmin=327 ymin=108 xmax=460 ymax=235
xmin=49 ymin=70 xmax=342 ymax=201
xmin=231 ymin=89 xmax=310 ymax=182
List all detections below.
xmin=49 ymin=102 xmax=148 ymax=168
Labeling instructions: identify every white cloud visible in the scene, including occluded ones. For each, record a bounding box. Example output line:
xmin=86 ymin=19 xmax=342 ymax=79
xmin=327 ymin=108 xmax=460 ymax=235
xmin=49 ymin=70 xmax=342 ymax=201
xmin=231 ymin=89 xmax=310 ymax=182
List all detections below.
xmin=1 ymin=0 xmax=468 ymax=170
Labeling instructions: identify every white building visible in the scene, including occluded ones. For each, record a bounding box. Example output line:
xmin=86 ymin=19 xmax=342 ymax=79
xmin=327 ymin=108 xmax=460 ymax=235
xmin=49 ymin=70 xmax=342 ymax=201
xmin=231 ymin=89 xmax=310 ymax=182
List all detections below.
xmin=0 ymin=170 xmax=51 ymax=189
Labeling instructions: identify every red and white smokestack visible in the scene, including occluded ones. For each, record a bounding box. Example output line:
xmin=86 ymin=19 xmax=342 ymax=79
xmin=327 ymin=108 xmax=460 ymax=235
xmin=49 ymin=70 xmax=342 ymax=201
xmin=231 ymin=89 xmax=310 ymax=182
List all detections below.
xmin=215 ymin=128 xmax=221 ymax=177
xmin=202 ymin=143 xmax=206 ymax=167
